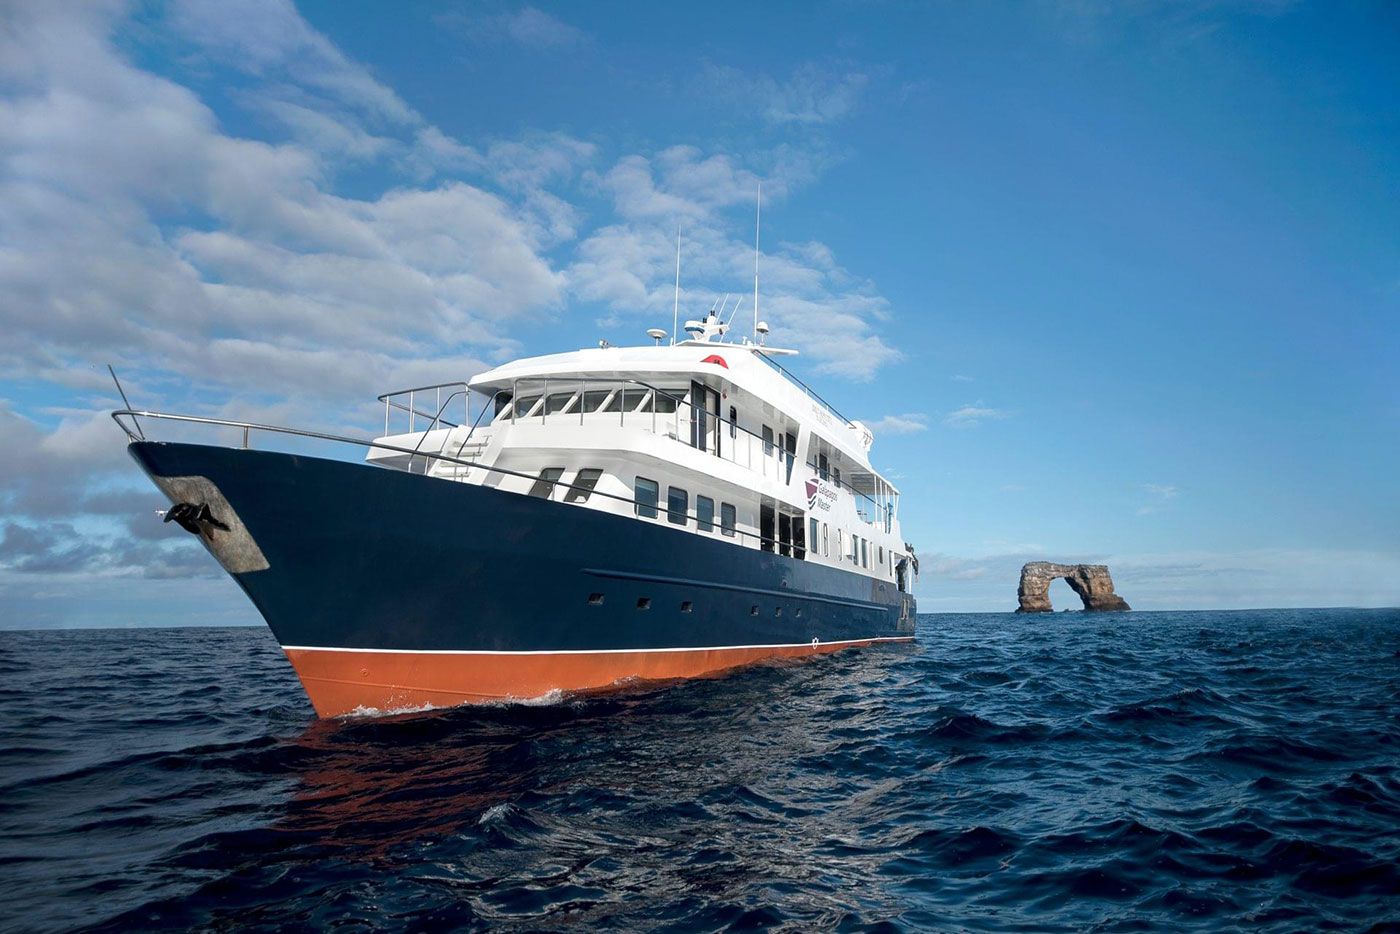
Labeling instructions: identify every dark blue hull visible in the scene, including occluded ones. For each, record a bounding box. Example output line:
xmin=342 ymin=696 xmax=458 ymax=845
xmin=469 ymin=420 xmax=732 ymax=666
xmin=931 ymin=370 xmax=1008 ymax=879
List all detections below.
xmin=129 ymin=442 xmax=915 ymax=715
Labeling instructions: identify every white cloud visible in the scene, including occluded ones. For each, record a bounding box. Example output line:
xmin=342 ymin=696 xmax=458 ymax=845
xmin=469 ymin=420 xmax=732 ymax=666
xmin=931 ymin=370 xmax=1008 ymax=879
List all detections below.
xmin=951 ymin=374 xmax=974 ymax=382
xmin=1135 ymin=483 xmax=1181 ymax=515
xmin=441 ymin=7 xmax=588 ymax=50
xmin=0 ymin=2 xmax=566 ymax=404
xmin=701 ymin=61 xmax=871 ymax=125
xmin=943 ymin=404 xmax=1011 ymax=428
xmin=866 ymin=413 xmax=929 ymax=436
xmin=170 ymin=0 xmax=418 ymax=126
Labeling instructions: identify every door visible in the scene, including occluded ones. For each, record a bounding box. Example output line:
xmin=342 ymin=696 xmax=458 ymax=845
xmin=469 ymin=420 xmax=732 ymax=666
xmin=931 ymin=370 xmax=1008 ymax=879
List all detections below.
xmin=760 ymin=505 xmax=775 ymax=553
xmin=689 ymin=381 xmax=721 ymax=455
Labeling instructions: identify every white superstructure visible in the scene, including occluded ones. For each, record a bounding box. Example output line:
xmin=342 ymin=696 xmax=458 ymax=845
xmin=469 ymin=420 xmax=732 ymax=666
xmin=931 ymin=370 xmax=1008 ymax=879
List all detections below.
xmin=368 ymin=315 xmax=915 ymax=592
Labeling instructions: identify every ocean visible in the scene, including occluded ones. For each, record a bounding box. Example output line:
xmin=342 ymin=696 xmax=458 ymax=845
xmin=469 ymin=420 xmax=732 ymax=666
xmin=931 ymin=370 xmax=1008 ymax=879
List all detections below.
xmin=1 ymin=609 xmax=1397 ymax=933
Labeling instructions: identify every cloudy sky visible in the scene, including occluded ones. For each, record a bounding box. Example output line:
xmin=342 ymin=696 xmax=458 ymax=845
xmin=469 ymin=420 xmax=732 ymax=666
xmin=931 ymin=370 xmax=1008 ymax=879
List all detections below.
xmin=1 ymin=0 xmax=1395 ymax=626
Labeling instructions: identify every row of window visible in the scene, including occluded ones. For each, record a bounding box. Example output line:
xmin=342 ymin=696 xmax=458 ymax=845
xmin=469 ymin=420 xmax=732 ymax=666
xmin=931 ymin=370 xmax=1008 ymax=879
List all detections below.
xmin=497 ymin=387 xmax=683 ymax=423
xmin=634 ymin=477 xmax=737 ymax=536
xmin=805 ymin=516 xmax=887 ymax=573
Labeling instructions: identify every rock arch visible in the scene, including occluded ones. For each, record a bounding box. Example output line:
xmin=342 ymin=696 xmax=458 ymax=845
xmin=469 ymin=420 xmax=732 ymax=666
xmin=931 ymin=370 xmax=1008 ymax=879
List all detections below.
xmin=1016 ymin=562 xmax=1130 ymax=613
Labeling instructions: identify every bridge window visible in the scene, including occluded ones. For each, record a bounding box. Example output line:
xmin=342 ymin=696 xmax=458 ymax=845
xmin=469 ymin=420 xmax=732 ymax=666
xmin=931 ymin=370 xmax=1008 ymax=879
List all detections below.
xmin=667 ymin=486 xmax=688 ymax=526
xmin=651 ymin=389 xmax=684 ymax=414
xmin=580 ymin=390 xmax=612 ymax=413
xmin=721 ymin=502 xmax=736 ymax=537
xmin=510 ymin=395 xmax=541 ymax=419
xmin=762 ymin=425 xmax=774 ymax=456
xmin=528 ymin=467 xmax=563 ymax=499
xmin=563 ymin=468 xmax=602 ymax=504
xmin=634 ymin=477 xmax=658 ymax=518
xmin=544 ymin=391 xmax=576 ymax=415
xmin=697 ymin=495 xmax=714 ymax=532
xmin=604 ymin=389 xmax=648 ymax=413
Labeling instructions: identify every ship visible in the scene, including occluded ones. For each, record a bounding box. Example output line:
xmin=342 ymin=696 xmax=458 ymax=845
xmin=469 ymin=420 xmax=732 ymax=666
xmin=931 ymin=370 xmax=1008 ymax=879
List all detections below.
xmin=115 ymin=311 xmax=917 ymax=717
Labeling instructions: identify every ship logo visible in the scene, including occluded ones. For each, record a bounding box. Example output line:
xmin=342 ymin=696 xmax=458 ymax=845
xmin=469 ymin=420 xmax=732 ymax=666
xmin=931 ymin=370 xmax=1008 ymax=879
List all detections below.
xmin=700 ymin=354 xmax=728 ymax=369
xmin=807 ymin=478 xmax=837 ymax=512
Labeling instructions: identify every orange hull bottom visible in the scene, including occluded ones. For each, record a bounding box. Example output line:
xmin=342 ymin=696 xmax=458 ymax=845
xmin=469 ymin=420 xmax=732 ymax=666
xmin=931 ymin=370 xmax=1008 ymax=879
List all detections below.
xmin=284 ymin=640 xmax=911 ymax=718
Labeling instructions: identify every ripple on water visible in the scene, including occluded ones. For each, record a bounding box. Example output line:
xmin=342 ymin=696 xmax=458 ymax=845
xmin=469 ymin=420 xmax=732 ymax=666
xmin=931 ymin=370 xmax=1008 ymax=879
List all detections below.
xmin=0 ymin=609 xmax=1397 ymax=933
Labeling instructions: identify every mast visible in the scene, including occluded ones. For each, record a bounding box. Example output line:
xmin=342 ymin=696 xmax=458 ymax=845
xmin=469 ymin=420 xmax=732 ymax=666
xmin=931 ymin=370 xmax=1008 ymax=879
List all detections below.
xmin=753 ymin=182 xmax=760 ymax=340
xmin=672 ymin=224 xmax=681 ymax=346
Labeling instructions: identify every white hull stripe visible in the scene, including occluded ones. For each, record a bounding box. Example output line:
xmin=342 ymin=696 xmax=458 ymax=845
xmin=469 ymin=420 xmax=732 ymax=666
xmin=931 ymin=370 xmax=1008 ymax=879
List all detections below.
xmin=281 ymin=636 xmax=914 ymax=656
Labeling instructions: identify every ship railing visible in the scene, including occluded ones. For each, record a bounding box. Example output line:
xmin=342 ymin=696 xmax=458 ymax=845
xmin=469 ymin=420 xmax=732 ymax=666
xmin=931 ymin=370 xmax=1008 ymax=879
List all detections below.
xmin=751 ymin=349 xmax=857 ymax=431
xmin=377 ymin=382 xmax=471 ymax=435
xmin=109 ymin=408 xmax=812 ymax=556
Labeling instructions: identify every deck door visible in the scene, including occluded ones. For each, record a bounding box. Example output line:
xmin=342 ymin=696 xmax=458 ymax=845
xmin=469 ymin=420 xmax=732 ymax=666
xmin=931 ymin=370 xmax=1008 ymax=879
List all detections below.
xmin=689 ymin=381 xmax=721 ymax=455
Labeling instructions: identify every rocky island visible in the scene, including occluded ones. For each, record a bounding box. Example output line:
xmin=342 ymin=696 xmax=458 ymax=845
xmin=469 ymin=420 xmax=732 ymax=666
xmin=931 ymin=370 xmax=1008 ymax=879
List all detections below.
xmin=1016 ymin=562 xmax=1131 ymax=613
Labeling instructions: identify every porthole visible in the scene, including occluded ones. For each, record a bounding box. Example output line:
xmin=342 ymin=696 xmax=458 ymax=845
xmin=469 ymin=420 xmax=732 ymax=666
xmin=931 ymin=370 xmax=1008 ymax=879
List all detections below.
xmin=774 ymin=606 xmax=783 ymax=617
xmin=795 ymin=607 xmax=803 ymax=618
xmin=750 ymin=605 xmax=759 ymax=616
xmin=587 ymin=593 xmax=605 ymax=606
xmin=637 ymin=597 xmax=651 ymax=610
xmin=680 ymin=601 xmax=693 ymax=613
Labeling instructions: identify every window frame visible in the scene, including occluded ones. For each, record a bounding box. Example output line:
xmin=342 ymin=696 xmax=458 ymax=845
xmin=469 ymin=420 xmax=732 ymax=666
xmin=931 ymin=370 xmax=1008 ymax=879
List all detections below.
xmin=634 ymin=476 xmax=659 ymax=518
xmin=667 ymin=486 xmax=689 ymax=526
xmin=563 ymin=468 xmax=603 ymax=504
xmin=696 ymin=495 xmax=715 ymax=533
xmin=527 ymin=467 xmax=564 ymax=499
xmin=720 ymin=502 xmax=736 ymax=537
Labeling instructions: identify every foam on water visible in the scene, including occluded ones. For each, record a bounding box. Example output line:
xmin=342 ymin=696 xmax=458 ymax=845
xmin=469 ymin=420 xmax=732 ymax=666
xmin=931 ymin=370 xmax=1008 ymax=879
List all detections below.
xmin=0 ymin=609 xmax=1397 ymax=933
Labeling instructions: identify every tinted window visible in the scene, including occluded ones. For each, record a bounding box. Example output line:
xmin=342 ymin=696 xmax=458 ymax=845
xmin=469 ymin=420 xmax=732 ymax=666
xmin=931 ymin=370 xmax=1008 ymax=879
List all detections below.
xmin=580 ymin=390 xmax=612 ymax=413
xmin=762 ymin=425 xmax=774 ymax=455
xmin=512 ymin=395 xmax=541 ymax=418
xmin=697 ymin=495 xmax=714 ymax=532
xmin=528 ymin=467 xmax=563 ymax=499
xmin=667 ymin=487 xmax=688 ymax=525
xmin=635 ymin=477 xmax=658 ymax=518
xmin=861 ymin=538 xmax=869 ymax=568
xmin=721 ymin=503 xmax=736 ymax=537
xmin=605 ymin=389 xmax=648 ymax=413
xmin=728 ymin=406 xmax=737 ymax=439
xmin=652 ymin=390 xmax=683 ymax=414
xmin=544 ymin=391 xmax=576 ymax=414
xmin=564 ymin=468 xmax=603 ymax=504
xmin=809 ymin=518 xmax=819 ymax=551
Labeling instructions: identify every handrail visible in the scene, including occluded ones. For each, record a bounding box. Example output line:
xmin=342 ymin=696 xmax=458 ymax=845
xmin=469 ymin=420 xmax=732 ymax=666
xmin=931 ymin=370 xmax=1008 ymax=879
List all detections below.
xmin=406 ymin=389 xmax=468 ymax=470
xmin=378 ymin=381 xmax=469 ymax=434
xmin=752 ymin=350 xmax=857 ymax=430
xmin=109 ymin=408 xmax=799 ymax=553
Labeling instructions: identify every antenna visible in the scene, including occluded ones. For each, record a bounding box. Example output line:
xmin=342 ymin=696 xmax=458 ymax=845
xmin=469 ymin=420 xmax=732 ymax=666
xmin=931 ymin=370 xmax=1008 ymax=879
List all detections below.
xmin=672 ymin=224 xmax=681 ymax=346
xmin=753 ymin=181 xmax=760 ymax=340
xmin=725 ymin=294 xmax=745 ymax=327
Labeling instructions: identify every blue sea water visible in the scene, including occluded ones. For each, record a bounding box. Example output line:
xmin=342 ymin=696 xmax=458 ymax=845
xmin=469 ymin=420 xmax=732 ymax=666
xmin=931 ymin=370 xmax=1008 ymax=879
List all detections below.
xmin=0 ymin=609 xmax=1397 ymax=933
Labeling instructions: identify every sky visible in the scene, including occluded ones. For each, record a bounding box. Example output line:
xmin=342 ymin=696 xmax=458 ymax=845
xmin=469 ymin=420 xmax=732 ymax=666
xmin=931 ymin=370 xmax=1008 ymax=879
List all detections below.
xmin=0 ymin=0 xmax=1396 ymax=628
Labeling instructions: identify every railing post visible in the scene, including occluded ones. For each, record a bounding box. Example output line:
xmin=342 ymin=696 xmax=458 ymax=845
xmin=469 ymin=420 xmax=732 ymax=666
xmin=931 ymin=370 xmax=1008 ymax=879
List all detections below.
xmin=409 ymin=391 xmax=414 ymax=433
xmin=579 ymin=380 xmax=585 ymax=426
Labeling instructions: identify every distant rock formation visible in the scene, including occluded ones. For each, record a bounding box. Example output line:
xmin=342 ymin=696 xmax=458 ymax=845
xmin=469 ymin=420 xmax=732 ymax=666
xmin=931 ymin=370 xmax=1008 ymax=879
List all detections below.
xmin=1016 ymin=562 xmax=1131 ymax=613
